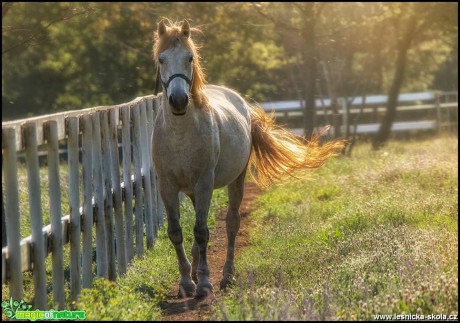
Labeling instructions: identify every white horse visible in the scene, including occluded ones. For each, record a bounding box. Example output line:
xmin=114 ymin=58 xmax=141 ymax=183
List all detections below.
xmin=151 ymin=19 xmax=345 ymax=298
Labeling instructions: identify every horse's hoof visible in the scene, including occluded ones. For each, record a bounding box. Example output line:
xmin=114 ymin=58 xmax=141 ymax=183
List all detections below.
xmin=220 ymin=275 xmax=236 ymax=290
xmin=178 ymin=280 xmax=196 ymax=298
xmin=195 ymin=281 xmax=214 ymax=299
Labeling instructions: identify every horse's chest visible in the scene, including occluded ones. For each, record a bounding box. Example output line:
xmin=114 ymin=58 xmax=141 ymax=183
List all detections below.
xmin=153 ymin=127 xmax=218 ymax=188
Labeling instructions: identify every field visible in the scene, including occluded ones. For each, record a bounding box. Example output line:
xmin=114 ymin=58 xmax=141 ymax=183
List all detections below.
xmin=212 ymin=135 xmax=458 ymax=320
xmin=2 ymin=135 xmax=458 ymax=320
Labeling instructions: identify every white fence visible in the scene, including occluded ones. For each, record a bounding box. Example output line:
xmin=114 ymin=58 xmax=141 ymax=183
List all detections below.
xmin=261 ymin=91 xmax=458 ymax=136
xmin=2 ymin=95 xmax=164 ymax=309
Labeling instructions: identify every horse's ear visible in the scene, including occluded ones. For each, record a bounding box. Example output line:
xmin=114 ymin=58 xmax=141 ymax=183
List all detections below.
xmin=158 ymin=19 xmax=167 ymax=37
xmin=181 ymin=19 xmax=190 ymax=38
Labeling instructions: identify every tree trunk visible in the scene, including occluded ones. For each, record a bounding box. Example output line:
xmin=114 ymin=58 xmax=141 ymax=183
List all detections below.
xmin=302 ymin=5 xmax=317 ymax=139
xmin=321 ymin=61 xmax=342 ymax=139
xmin=372 ymin=18 xmax=416 ymax=149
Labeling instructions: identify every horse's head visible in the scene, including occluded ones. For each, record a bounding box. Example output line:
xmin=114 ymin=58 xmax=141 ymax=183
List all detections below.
xmin=153 ymin=19 xmax=206 ymax=116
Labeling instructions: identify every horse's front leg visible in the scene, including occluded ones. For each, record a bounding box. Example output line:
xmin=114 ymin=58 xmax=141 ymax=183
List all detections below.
xmin=193 ymin=171 xmax=215 ymax=298
xmin=160 ymin=184 xmax=196 ymax=297
xmin=186 ymin=195 xmax=199 ymax=284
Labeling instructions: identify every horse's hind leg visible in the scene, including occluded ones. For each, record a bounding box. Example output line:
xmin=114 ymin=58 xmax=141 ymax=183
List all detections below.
xmin=220 ymin=167 xmax=246 ymax=290
xmin=161 ymin=186 xmax=196 ymax=297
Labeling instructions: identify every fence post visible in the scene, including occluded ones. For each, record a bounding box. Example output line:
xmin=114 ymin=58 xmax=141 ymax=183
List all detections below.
xmin=132 ymin=105 xmax=144 ymax=257
xmin=2 ymin=128 xmax=23 ymax=301
xmin=81 ymin=114 xmax=93 ymax=288
xmin=45 ymin=120 xmax=65 ymax=309
xmin=435 ymin=92 xmax=441 ymax=134
xmin=100 ymin=110 xmax=116 ymax=281
xmin=120 ymin=107 xmax=134 ymax=263
xmin=139 ymin=101 xmax=155 ymax=247
xmin=92 ymin=112 xmax=108 ymax=279
xmin=109 ymin=108 xmax=127 ymax=275
xmin=2 ymin=194 xmax=5 ymax=248
xmin=66 ymin=116 xmax=81 ymax=300
xmin=152 ymin=97 xmax=164 ymax=227
xmin=23 ymin=122 xmax=47 ymax=309
xmin=146 ymin=99 xmax=158 ymax=231
xmin=341 ymin=98 xmax=349 ymax=138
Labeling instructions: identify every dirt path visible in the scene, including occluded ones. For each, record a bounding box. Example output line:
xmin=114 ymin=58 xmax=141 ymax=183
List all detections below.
xmin=159 ymin=182 xmax=260 ymax=321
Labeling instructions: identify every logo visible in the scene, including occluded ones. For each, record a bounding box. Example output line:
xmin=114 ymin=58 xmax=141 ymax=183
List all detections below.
xmin=2 ymin=297 xmax=86 ymax=321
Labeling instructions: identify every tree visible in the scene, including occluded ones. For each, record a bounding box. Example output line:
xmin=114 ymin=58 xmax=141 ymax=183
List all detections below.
xmin=372 ymin=2 xmax=458 ymax=149
xmin=2 ymin=2 xmax=457 ymax=127
xmin=2 ymin=2 xmax=97 ymax=119
xmin=254 ymin=3 xmax=326 ymax=139
xmin=2 ymin=3 xmax=93 ymax=55
xmin=2 ymin=2 xmax=286 ymax=120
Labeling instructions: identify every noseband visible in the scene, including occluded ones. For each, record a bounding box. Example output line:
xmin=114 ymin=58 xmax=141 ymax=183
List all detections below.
xmin=154 ymin=69 xmax=193 ymax=96
xmin=161 ymin=74 xmax=193 ymax=91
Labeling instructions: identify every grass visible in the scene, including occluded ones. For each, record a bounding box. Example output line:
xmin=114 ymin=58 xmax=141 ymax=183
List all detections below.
xmin=2 ymin=158 xmax=228 ymax=320
xmin=75 ymin=189 xmax=227 ymax=320
xmin=2 ymin=135 xmax=458 ymax=320
xmin=211 ymin=135 xmax=458 ymax=320
xmin=2 ymin=162 xmax=74 ymax=310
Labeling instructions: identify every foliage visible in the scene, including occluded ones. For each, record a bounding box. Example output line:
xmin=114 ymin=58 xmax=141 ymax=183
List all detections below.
xmin=2 ymin=2 xmax=457 ymax=121
xmin=212 ymin=135 xmax=458 ymax=320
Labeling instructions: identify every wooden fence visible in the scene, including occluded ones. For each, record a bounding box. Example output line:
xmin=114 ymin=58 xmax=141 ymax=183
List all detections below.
xmin=261 ymin=91 xmax=458 ymax=136
xmin=2 ymin=95 xmax=164 ymax=309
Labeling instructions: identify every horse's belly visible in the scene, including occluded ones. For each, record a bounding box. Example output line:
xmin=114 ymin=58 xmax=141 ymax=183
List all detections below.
xmin=213 ymin=127 xmax=251 ymax=188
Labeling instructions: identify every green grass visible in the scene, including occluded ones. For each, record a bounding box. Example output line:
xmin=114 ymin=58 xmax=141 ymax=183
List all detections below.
xmin=2 ymin=159 xmax=228 ymax=319
xmin=75 ymin=188 xmax=227 ymax=320
xmin=3 ymin=135 xmax=458 ymax=320
xmin=2 ymin=163 xmax=75 ymax=310
xmin=212 ymin=135 xmax=458 ymax=320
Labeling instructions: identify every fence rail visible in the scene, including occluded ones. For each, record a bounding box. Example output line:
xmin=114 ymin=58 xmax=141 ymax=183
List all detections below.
xmin=261 ymin=91 xmax=458 ymax=135
xmin=2 ymin=95 xmax=164 ymax=308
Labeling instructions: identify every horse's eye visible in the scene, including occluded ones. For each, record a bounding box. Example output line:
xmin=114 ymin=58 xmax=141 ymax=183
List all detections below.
xmin=158 ymin=57 xmax=164 ymax=64
xmin=189 ymin=56 xmax=193 ymax=63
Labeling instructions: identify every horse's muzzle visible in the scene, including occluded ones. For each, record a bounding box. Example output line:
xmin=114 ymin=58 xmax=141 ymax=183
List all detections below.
xmin=169 ymin=93 xmax=189 ymax=116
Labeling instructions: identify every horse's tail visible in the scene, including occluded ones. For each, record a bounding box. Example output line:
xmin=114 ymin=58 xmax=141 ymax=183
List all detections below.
xmin=248 ymin=105 xmax=347 ymax=187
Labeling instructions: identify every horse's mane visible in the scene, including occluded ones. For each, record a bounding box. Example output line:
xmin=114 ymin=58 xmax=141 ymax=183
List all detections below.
xmin=153 ymin=19 xmax=209 ymax=109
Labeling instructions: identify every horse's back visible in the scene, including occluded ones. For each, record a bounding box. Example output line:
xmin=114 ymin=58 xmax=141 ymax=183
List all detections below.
xmin=204 ymin=85 xmax=251 ymax=124
xmin=204 ymin=85 xmax=252 ymax=188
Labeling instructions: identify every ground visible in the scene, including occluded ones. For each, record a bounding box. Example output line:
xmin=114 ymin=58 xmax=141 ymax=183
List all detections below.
xmin=159 ymin=182 xmax=260 ymax=321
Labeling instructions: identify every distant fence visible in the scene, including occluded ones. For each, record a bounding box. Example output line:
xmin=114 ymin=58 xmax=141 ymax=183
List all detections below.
xmin=2 ymin=95 xmax=164 ymax=309
xmin=261 ymin=91 xmax=458 ymax=136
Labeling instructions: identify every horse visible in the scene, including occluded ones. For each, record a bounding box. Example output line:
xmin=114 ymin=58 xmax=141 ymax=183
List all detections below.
xmin=151 ymin=19 xmax=346 ymax=298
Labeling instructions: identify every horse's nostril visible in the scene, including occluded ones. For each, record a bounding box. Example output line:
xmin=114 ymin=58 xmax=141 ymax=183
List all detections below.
xmin=169 ymin=93 xmax=188 ymax=111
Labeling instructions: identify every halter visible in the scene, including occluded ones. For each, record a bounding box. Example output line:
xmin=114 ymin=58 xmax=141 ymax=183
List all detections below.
xmin=154 ymin=69 xmax=193 ymax=96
